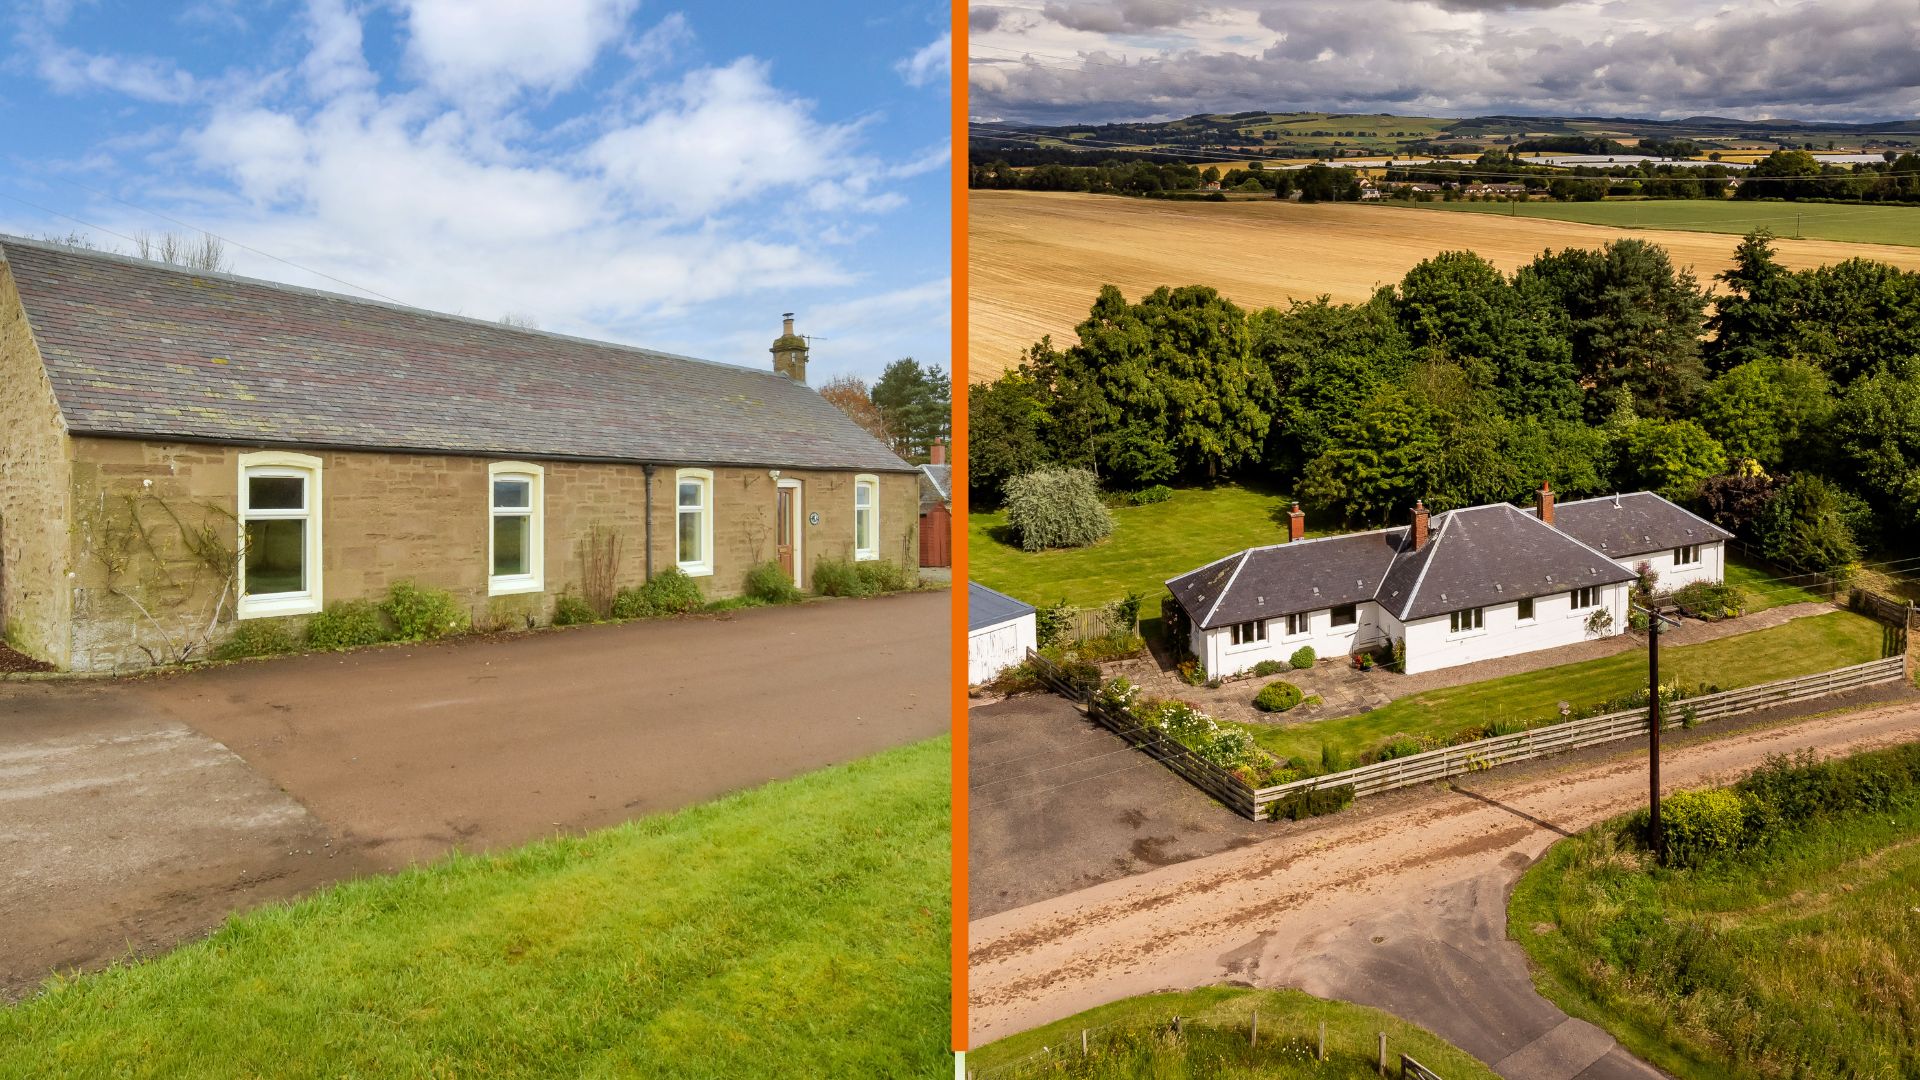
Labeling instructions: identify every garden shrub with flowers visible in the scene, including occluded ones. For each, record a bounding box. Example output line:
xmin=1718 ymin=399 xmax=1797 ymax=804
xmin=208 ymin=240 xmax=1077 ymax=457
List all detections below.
xmin=1097 ymin=677 xmax=1309 ymax=786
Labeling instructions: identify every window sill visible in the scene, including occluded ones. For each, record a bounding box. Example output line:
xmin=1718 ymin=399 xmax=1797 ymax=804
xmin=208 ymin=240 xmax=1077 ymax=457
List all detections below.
xmin=489 ymin=577 xmax=543 ymax=597
xmin=238 ymin=593 xmax=320 ymax=620
xmin=1447 ymin=629 xmax=1487 ymax=640
xmin=854 ymin=551 xmax=878 ymax=562
xmin=678 ymin=563 xmax=714 ymax=578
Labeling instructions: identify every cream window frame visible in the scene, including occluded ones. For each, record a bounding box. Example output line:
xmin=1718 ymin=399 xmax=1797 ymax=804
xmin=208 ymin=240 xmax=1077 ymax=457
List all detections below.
xmin=675 ymin=468 xmax=714 ymax=577
xmin=237 ymin=450 xmax=324 ymax=620
xmin=853 ymin=474 xmax=880 ymax=562
xmin=488 ymin=462 xmax=545 ymax=596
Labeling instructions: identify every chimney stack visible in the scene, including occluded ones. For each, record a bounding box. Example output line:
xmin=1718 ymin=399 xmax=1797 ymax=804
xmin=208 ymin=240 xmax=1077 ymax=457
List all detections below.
xmin=1537 ymin=480 xmax=1555 ymax=526
xmin=770 ymin=312 xmax=809 ymax=383
xmin=1287 ymin=501 xmax=1305 ymax=543
xmin=929 ymin=437 xmax=946 ymax=466
xmin=1411 ymin=499 xmax=1429 ymax=550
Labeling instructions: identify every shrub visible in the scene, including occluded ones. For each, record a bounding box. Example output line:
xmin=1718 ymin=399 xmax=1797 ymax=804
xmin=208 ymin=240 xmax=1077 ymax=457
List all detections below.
xmin=1105 ymin=591 xmax=1144 ymax=634
xmin=213 ymin=619 xmax=299 ymax=660
xmin=811 ymin=557 xmax=864 ymax=597
xmin=854 ymin=560 xmax=915 ymax=594
xmin=305 ymin=600 xmax=389 ymax=650
xmin=382 ymin=580 xmax=469 ymax=641
xmin=1368 ymin=732 xmax=1437 ymax=762
xmin=1178 ymin=658 xmax=1207 ymax=686
xmin=1003 ymin=468 xmax=1114 ymax=551
xmin=1584 ymin=607 xmax=1614 ymax=637
xmin=1067 ymin=629 xmax=1145 ymax=663
xmin=1654 ymin=788 xmax=1748 ymax=867
xmin=1034 ymin=599 xmax=1075 ymax=649
xmin=1267 ymin=784 xmax=1355 ymax=821
xmin=744 ymin=561 xmax=804 ymax=604
xmin=611 ymin=587 xmax=656 ymax=620
xmin=1250 ymin=659 xmax=1287 ymax=677
xmin=1288 ymin=645 xmax=1315 ymax=670
xmin=637 ymin=568 xmax=703 ymax=614
xmin=552 ymin=593 xmax=598 ymax=626
xmin=1118 ymin=484 xmax=1173 ymax=506
xmin=1253 ymin=681 xmax=1304 ymax=713
xmin=1673 ymin=580 xmax=1744 ymax=619
xmin=983 ymin=661 xmax=1042 ymax=696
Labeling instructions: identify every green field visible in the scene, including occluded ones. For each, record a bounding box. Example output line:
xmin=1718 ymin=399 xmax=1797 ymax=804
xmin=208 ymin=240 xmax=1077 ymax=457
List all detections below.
xmin=969 ymin=483 xmax=1304 ymax=614
xmin=1510 ymin=747 xmax=1920 ymax=1079
xmin=966 ymin=986 xmax=1498 ymax=1079
xmin=1380 ymin=197 xmax=1920 ymax=247
xmin=1238 ymin=610 xmax=1885 ymax=762
xmin=0 ymin=738 xmax=951 ymax=1079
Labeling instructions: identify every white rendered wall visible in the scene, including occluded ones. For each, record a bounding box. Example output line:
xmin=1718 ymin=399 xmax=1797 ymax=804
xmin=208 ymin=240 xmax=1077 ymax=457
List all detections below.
xmin=969 ymin=614 xmax=1037 ymax=684
xmin=1202 ymin=602 xmax=1393 ymax=678
xmin=1615 ymin=540 xmax=1724 ymax=593
xmin=1399 ymin=583 xmax=1628 ymax=675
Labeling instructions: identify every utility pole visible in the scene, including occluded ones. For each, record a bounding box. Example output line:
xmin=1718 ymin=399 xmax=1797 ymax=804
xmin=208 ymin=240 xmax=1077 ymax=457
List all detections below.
xmin=1639 ymin=604 xmax=1682 ymax=865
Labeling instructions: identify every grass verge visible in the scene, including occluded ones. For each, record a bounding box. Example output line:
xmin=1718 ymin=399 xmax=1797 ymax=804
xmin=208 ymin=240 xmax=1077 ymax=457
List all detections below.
xmin=0 ymin=737 xmax=952 ymax=1080
xmin=1236 ymin=610 xmax=1884 ymax=762
xmin=1509 ymin=746 xmax=1920 ymax=1080
xmin=966 ymin=986 xmax=1498 ymax=1079
xmin=969 ymin=483 xmax=1300 ymax=614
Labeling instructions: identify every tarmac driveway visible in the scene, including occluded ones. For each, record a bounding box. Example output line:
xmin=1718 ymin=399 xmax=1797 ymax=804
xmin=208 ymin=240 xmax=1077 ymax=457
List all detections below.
xmin=1 ymin=591 xmax=948 ymax=997
xmin=969 ymin=693 xmax=1263 ymax=919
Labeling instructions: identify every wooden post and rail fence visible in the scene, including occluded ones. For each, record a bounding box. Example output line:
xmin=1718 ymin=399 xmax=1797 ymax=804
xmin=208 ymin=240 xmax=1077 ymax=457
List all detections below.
xmin=1027 ymin=586 xmax=1914 ymax=821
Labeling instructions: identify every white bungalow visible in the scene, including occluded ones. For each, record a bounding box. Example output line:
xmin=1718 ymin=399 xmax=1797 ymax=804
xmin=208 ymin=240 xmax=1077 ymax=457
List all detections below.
xmin=1166 ymin=486 xmax=1731 ymax=678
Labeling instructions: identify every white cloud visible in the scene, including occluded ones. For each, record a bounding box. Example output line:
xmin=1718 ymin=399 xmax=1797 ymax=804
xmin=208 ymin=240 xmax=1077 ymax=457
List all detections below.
xmin=31 ymin=40 xmax=197 ymax=102
xmin=588 ymin=58 xmax=868 ymax=218
xmin=401 ymin=0 xmax=640 ymax=103
xmin=896 ymin=32 xmax=951 ymax=88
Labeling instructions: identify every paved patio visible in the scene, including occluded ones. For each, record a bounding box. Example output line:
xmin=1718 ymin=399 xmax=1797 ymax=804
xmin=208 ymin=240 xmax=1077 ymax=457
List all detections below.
xmin=1109 ymin=600 xmax=1841 ymax=726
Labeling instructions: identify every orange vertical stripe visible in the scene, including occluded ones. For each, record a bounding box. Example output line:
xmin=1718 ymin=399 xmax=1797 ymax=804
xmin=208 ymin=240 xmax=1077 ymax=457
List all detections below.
xmin=949 ymin=0 xmax=971 ymax=1054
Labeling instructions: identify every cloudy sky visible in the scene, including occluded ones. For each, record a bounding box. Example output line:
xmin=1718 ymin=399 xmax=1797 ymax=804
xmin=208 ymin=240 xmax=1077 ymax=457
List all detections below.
xmin=2 ymin=0 xmax=951 ymax=383
xmin=970 ymin=0 xmax=1920 ymax=126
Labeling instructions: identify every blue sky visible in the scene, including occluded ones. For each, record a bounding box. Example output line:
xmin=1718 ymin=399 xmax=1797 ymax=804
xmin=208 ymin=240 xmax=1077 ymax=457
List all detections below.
xmin=2 ymin=0 xmax=951 ymax=384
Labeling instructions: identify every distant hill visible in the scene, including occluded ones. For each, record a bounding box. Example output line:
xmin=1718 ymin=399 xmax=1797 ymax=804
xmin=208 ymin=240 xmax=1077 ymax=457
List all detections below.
xmin=970 ymin=111 xmax=1920 ymax=167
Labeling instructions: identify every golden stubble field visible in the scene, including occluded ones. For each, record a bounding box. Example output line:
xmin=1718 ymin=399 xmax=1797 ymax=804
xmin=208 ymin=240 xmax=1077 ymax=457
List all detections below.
xmin=967 ymin=190 xmax=1920 ymax=378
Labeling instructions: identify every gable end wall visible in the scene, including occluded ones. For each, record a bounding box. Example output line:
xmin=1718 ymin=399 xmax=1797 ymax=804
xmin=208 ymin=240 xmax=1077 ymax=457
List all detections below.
xmin=0 ymin=265 xmax=73 ymax=666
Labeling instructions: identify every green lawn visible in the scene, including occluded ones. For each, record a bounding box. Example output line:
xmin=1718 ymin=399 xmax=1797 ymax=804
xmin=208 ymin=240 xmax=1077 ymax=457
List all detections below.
xmin=1723 ymin=554 xmax=1828 ymax=612
xmin=0 ymin=738 xmax=951 ymax=1079
xmin=1238 ymin=610 xmax=1886 ymax=763
xmin=970 ymin=483 xmax=1300 ymax=613
xmin=966 ymin=986 xmax=1498 ymax=1079
xmin=1510 ymin=750 xmax=1920 ymax=1079
xmin=1377 ymin=197 xmax=1920 ymax=247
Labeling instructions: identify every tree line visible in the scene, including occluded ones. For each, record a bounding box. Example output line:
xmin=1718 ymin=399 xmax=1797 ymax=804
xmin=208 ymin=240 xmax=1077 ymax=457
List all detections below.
xmin=820 ymin=358 xmax=951 ymax=464
xmin=969 ymin=231 xmax=1920 ymax=574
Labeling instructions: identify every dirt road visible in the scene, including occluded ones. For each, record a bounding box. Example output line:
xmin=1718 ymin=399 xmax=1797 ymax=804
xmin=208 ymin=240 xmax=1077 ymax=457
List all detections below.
xmin=2 ymin=591 xmax=947 ymax=996
xmin=968 ymin=191 xmax=1920 ymax=376
xmin=967 ymin=699 xmax=1920 ymax=1072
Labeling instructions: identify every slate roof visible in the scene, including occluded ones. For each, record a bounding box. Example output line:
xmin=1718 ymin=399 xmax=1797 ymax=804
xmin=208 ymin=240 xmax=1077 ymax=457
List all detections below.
xmin=968 ymin=582 xmax=1035 ymax=632
xmin=0 ymin=237 xmax=914 ymax=473
xmin=1381 ymin=503 xmax=1635 ymax=621
xmin=1169 ymin=499 xmax=1648 ymax=630
xmin=1550 ymin=492 xmax=1733 ymax=559
xmin=919 ymin=463 xmax=952 ymax=512
xmin=1168 ymin=530 xmax=1406 ymax=631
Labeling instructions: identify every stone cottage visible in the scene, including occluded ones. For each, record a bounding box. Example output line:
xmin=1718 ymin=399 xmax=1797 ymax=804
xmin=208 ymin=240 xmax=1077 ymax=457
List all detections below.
xmin=0 ymin=238 xmax=919 ymax=671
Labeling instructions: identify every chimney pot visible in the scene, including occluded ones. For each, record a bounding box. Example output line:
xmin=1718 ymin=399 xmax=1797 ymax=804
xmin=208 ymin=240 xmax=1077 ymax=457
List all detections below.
xmin=1412 ymin=499 xmax=1430 ymax=550
xmin=1538 ymin=480 xmax=1555 ymax=527
xmin=1287 ymin=500 xmax=1305 ymax=543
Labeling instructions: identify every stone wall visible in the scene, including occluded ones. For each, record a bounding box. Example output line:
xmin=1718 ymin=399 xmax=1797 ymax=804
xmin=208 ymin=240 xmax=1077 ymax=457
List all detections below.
xmin=0 ymin=266 xmax=73 ymax=666
xmin=64 ymin=437 xmax=919 ymax=671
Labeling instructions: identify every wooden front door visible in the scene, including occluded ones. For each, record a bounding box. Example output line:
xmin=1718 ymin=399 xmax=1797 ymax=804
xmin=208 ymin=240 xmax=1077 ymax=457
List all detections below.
xmin=776 ymin=485 xmax=796 ymax=582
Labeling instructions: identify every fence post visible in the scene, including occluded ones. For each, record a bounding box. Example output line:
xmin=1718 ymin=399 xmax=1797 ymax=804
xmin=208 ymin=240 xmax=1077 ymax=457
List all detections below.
xmin=1081 ymin=1028 xmax=1087 ymax=1055
xmin=1378 ymin=1031 xmax=1387 ymax=1076
xmin=1319 ymin=1020 xmax=1326 ymax=1061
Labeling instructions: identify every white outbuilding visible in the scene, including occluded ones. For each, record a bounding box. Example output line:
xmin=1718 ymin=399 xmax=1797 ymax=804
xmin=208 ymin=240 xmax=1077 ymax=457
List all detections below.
xmin=968 ymin=581 xmax=1037 ymax=685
